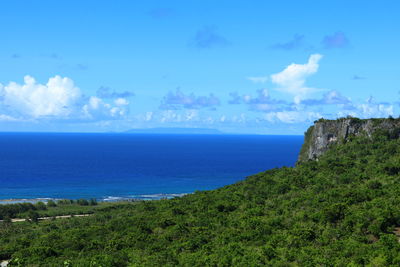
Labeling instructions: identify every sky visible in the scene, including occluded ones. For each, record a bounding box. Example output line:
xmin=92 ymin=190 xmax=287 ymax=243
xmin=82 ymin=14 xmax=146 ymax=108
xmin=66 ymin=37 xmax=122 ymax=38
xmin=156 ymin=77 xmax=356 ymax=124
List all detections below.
xmin=0 ymin=0 xmax=399 ymax=134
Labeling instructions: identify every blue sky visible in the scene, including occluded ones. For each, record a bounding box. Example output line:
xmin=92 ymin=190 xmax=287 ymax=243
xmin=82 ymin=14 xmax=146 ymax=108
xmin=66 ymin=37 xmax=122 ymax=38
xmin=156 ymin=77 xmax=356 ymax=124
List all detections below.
xmin=0 ymin=0 xmax=399 ymax=134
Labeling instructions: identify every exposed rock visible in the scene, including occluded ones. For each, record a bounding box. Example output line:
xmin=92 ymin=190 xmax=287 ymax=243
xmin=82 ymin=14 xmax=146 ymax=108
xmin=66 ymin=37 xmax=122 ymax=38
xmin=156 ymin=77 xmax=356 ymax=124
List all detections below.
xmin=297 ymin=117 xmax=400 ymax=163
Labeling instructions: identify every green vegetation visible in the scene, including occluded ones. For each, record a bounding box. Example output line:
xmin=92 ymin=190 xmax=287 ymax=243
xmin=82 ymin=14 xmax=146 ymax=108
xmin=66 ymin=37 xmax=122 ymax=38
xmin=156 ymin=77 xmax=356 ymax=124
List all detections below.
xmin=0 ymin=199 xmax=101 ymax=220
xmin=2 ymin=129 xmax=400 ymax=266
xmin=314 ymin=116 xmax=397 ymax=124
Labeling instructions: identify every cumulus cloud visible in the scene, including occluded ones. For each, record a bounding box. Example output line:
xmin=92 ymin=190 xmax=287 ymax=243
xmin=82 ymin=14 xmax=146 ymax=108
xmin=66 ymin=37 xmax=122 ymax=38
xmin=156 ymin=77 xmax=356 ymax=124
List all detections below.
xmin=270 ymin=34 xmax=304 ymax=50
xmin=191 ymin=26 xmax=230 ymax=49
xmin=97 ymin=86 xmax=135 ymax=99
xmin=246 ymin=89 xmax=287 ymax=112
xmin=301 ymin=90 xmax=351 ymax=105
xmin=82 ymin=96 xmax=129 ymax=119
xmin=160 ymin=89 xmax=220 ymax=110
xmin=263 ymin=111 xmax=321 ymax=124
xmin=244 ymin=89 xmax=276 ymax=104
xmin=159 ymin=110 xmax=182 ymax=123
xmin=145 ymin=111 xmax=153 ymax=121
xmin=322 ymin=32 xmax=349 ymax=49
xmin=158 ymin=110 xmax=247 ymax=126
xmin=338 ymin=97 xmax=394 ymax=119
xmin=114 ymin=98 xmax=129 ymax=106
xmin=271 ymin=54 xmax=323 ymax=104
xmin=229 ymin=89 xmax=288 ymax=112
xmin=0 ymin=75 xmax=129 ymax=121
xmin=228 ymin=92 xmax=242 ymax=105
xmin=135 ymin=109 xmax=230 ymax=127
xmin=0 ymin=75 xmax=81 ymax=118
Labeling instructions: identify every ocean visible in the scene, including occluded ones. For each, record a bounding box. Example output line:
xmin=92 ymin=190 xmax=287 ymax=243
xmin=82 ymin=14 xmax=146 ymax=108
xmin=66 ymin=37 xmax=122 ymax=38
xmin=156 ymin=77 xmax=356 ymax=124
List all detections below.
xmin=0 ymin=133 xmax=303 ymax=202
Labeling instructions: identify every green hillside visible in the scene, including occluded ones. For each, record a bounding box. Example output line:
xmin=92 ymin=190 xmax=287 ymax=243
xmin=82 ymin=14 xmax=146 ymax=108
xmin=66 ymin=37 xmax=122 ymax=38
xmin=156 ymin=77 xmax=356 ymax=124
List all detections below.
xmin=2 ymin=127 xmax=400 ymax=266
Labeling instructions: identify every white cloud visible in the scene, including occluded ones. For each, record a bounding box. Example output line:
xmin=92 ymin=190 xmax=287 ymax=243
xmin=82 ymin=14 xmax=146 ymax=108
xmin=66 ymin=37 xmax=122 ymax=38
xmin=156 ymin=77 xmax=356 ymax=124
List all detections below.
xmin=337 ymin=97 xmax=394 ymax=118
xmin=185 ymin=110 xmax=199 ymax=121
xmin=141 ymin=109 xmax=228 ymax=126
xmin=321 ymin=90 xmax=351 ymax=105
xmin=160 ymin=89 xmax=220 ymax=110
xmin=1 ymin=75 xmax=81 ymax=118
xmin=228 ymin=89 xmax=288 ymax=112
xmin=0 ymin=75 xmax=130 ymax=121
xmin=159 ymin=109 xmax=201 ymax=123
xmin=82 ymin=96 xmax=128 ymax=119
xmin=145 ymin=111 xmax=153 ymax=121
xmin=301 ymin=90 xmax=351 ymax=106
xmin=160 ymin=110 xmax=182 ymax=123
xmin=114 ymin=98 xmax=129 ymax=106
xmin=264 ymin=111 xmax=321 ymax=124
xmin=231 ymin=113 xmax=247 ymax=123
xmin=271 ymin=54 xmax=323 ymax=104
xmin=247 ymin=76 xmax=268 ymax=84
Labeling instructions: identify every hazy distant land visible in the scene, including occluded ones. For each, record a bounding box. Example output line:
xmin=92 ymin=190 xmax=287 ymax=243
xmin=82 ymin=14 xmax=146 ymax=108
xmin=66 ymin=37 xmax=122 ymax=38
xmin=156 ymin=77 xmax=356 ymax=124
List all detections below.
xmin=125 ymin=127 xmax=224 ymax=135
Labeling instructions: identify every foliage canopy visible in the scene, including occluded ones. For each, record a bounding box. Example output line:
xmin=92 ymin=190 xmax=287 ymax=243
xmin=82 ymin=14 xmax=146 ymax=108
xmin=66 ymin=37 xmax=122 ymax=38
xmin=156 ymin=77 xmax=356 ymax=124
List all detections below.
xmin=2 ymin=130 xmax=400 ymax=266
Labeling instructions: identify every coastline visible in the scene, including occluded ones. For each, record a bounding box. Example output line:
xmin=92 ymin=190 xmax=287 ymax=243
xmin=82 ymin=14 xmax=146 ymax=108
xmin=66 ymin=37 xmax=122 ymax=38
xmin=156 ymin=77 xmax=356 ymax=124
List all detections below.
xmin=0 ymin=193 xmax=189 ymax=205
xmin=0 ymin=198 xmax=56 ymax=204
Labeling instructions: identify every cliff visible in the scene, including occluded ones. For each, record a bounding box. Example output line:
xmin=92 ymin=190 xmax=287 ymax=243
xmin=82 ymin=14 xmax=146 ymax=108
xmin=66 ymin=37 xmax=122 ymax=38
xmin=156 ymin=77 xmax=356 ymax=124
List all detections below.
xmin=298 ymin=117 xmax=400 ymax=162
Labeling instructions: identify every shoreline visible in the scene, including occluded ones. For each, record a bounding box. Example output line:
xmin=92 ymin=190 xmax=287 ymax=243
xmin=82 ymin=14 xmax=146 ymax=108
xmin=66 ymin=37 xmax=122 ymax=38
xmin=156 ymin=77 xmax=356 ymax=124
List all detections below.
xmin=0 ymin=193 xmax=190 ymax=205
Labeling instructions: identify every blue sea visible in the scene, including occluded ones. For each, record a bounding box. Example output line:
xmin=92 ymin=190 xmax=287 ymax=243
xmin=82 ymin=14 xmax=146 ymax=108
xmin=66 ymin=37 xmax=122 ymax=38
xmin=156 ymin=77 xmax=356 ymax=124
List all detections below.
xmin=0 ymin=133 xmax=303 ymax=202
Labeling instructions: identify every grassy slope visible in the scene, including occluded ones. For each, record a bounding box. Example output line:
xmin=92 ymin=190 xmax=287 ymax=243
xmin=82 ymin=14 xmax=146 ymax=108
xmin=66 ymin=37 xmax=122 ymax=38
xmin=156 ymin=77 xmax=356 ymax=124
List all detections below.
xmin=2 ymin=132 xmax=400 ymax=266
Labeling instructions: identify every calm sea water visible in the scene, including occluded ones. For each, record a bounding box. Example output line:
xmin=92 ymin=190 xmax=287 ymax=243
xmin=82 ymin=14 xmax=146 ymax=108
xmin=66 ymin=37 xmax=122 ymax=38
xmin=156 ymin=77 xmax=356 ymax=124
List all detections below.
xmin=0 ymin=133 xmax=303 ymax=201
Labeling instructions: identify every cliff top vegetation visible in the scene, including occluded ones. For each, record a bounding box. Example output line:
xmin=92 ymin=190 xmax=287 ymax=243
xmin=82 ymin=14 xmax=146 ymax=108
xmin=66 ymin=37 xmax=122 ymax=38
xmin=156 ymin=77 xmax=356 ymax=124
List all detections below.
xmin=2 ymin=120 xmax=400 ymax=266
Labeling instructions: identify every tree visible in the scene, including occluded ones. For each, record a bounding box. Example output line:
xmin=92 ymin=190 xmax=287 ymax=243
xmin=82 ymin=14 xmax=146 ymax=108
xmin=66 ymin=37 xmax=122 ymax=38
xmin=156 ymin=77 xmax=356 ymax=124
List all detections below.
xmin=35 ymin=201 xmax=47 ymax=211
xmin=47 ymin=200 xmax=57 ymax=207
xmin=26 ymin=210 xmax=40 ymax=223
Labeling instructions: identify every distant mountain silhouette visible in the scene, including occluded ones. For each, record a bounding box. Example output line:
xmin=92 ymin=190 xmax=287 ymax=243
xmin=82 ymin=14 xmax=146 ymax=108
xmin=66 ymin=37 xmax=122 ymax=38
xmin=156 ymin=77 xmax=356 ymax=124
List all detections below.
xmin=125 ymin=127 xmax=224 ymax=135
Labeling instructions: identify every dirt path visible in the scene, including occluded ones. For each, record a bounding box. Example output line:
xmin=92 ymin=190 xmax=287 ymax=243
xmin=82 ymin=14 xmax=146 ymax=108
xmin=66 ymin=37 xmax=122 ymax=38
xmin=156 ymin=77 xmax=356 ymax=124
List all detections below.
xmin=1 ymin=214 xmax=91 ymax=223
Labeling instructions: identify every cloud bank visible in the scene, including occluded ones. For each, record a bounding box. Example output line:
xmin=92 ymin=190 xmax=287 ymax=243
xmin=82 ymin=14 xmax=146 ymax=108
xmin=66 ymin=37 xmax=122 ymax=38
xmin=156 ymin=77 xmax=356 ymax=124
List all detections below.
xmin=229 ymin=89 xmax=287 ymax=112
xmin=301 ymin=90 xmax=351 ymax=106
xmin=0 ymin=75 xmax=130 ymax=121
xmin=97 ymin=86 xmax=135 ymax=99
xmin=0 ymin=75 xmax=80 ymax=118
xmin=160 ymin=89 xmax=220 ymax=110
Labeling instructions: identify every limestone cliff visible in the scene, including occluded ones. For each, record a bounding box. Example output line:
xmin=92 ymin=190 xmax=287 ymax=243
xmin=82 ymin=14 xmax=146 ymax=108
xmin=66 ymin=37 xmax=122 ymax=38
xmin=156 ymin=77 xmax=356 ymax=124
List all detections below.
xmin=297 ymin=117 xmax=400 ymax=163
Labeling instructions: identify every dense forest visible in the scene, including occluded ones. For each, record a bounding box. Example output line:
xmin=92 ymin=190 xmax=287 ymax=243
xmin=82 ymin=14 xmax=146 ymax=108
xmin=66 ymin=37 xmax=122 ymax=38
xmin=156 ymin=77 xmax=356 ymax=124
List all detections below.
xmin=2 ymin=126 xmax=400 ymax=266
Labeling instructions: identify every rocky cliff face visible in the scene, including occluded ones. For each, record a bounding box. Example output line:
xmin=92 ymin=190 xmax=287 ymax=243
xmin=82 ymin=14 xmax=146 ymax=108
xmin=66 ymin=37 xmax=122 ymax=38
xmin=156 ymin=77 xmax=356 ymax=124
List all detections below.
xmin=297 ymin=117 xmax=400 ymax=163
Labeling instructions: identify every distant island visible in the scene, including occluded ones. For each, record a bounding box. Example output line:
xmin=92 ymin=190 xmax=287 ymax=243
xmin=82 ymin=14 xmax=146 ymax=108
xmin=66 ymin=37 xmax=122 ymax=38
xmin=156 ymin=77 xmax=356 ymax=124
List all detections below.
xmin=125 ymin=127 xmax=224 ymax=135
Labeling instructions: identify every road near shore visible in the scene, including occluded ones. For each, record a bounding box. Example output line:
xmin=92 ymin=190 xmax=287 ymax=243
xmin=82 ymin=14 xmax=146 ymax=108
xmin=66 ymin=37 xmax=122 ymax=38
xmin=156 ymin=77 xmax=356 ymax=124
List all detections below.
xmin=0 ymin=214 xmax=91 ymax=223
